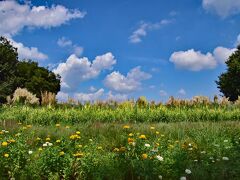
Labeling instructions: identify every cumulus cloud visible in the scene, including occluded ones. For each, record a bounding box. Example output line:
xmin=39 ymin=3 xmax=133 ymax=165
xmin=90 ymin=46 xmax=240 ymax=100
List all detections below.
xmin=106 ymin=91 xmax=128 ymax=102
xmin=0 ymin=1 xmax=86 ymax=36
xmin=53 ymin=52 xmax=116 ymax=91
xmin=89 ymin=86 xmax=97 ymax=92
xmin=57 ymin=37 xmax=83 ymax=56
xmin=178 ymin=88 xmax=186 ymax=96
xmin=159 ymin=90 xmax=168 ymax=97
xmin=213 ymin=47 xmax=236 ymax=64
xmin=170 ymin=47 xmax=236 ymax=71
xmin=104 ymin=66 xmax=151 ymax=93
xmin=129 ymin=19 xmax=172 ymax=43
xmin=235 ymin=34 xmax=240 ymax=46
xmin=74 ymin=88 xmax=104 ymax=102
xmin=202 ymin=0 xmax=240 ymax=17
xmin=56 ymin=91 xmax=69 ymax=102
xmin=10 ymin=38 xmax=48 ymax=60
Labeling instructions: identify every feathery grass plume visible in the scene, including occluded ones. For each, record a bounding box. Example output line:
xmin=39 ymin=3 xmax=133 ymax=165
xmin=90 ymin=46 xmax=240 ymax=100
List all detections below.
xmin=219 ymin=96 xmax=231 ymax=106
xmin=192 ymin=96 xmax=210 ymax=106
xmin=12 ymin=88 xmax=39 ymax=105
xmin=41 ymin=91 xmax=56 ymax=106
xmin=6 ymin=96 xmax=12 ymax=104
xmin=234 ymin=96 xmax=240 ymax=106
xmin=213 ymin=95 xmax=219 ymax=104
xmin=136 ymin=96 xmax=148 ymax=108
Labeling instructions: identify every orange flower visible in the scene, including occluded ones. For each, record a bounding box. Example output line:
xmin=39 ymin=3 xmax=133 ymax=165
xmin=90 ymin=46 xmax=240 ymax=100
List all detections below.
xmin=142 ymin=153 xmax=148 ymax=159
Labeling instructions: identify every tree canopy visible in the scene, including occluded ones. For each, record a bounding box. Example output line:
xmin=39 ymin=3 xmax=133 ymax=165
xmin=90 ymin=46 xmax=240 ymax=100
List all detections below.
xmin=216 ymin=46 xmax=240 ymax=101
xmin=0 ymin=36 xmax=61 ymax=103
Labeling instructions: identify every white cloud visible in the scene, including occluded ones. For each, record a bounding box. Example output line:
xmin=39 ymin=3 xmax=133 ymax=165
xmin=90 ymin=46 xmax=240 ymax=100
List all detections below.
xmin=202 ymin=0 xmax=240 ymax=17
xmin=106 ymin=91 xmax=128 ymax=102
xmin=0 ymin=1 xmax=86 ymax=36
xmin=10 ymin=38 xmax=48 ymax=60
xmin=104 ymin=66 xmax=151 ymax=93
xmin=235 ymin=34 xmax=240 ymax=46
xmin=89 ymin=86 xmax=97 ymax=92
xmin=74 ymin=88 xmax=104 ymax=102
xmin=213 ymin=47 xmax=236 ymax=64
xmin=160 ymin=90 xmax=168 ymax=97
xmin=53 ymin=52 xmax=116 ymax=91
xmin=178 ymin=88 xmax=186 ymax=96
xmin=170 ymin=49 xmax=216 ymax=71
xmin=57 ymin=37 xmax=84 ymax=56
xmin=170 ymin=47 xmax=236 ymax=71
xmin=56 ymin=91 xmax=69 ymax=102
xmin=129 ymin=19 xmax=172 ymax=43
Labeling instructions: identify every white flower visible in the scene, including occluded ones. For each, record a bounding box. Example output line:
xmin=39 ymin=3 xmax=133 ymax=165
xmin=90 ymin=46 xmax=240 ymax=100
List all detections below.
xmin=28 ymin=150 xmax=33 ymax=154
xmin=48 ymin=143 xmax=53 ymax=146
xmin=156 ymin=155 xmax=164 ymax=161
xmin=180 ymin=177 xmax=186 ymax=180
xmin=158 ymin=175 xmax=163 ymax=179
xmin=222 ymin=157 xmax=229 ymax=161
xmin=185 ymin=169 xmax=191 ymax=174
xmin=145 ymin=144 xmax=151 ymax=147
xmin=43 ymin=143 xmax=47 ymax=147
xmin=201 ymin=151 xmax=206 ymax=154
xmin=194 ymin=159 xmax=198 ymax=162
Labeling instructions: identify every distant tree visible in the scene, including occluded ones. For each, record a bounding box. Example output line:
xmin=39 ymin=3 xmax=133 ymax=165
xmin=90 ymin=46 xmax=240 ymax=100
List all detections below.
xmin=17 ymin=61 xmax=61 ymax=103
xmin=216 ymin=46 xmax=240 ymax=101
xmin=0 ymin=37 xmax=18 ymax=103
xmin=0 ymin=36 xmax=61 ymax=104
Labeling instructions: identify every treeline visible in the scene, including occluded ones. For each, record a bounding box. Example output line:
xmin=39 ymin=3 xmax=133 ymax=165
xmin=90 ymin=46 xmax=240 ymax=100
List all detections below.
xmin=0 ymin=37 xmax=60 ymax=104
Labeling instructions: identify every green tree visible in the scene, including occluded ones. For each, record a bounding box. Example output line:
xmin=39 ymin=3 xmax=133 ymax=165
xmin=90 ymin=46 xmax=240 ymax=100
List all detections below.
xmin=0 ymin=36 xmax=61 ymax=104
xmin=216 ymin=46 xmax=240 ymax=101
xmin=17 ymin=61 xmax=61 ymax=103
xmin=0 ymin=37 xmax=18 ymax=103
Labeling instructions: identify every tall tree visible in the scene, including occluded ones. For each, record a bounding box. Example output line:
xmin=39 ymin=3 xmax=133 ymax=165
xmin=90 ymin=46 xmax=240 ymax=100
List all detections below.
xmin=0 ymin=37 xmax=18 ymax=103
xmin=216 ymin=46 xmax=240 ymax=101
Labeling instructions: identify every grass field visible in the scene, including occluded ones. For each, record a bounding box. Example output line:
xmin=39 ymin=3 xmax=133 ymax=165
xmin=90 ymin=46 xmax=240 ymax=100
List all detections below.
xmin=0 ymin=105 xmax=240 ymax=179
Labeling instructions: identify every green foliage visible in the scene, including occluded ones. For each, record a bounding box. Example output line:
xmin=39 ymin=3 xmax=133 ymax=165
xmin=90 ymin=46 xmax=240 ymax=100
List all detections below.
xmin=0 ymin=37 xmax=18 ymax=103
xmin=216 ymin=46 xmax=240 ymax=101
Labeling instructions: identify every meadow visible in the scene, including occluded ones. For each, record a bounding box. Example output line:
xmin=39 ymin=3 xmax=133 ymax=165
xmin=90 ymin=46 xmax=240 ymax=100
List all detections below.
xmin=0 ymin=97 xmax=240 ymax=179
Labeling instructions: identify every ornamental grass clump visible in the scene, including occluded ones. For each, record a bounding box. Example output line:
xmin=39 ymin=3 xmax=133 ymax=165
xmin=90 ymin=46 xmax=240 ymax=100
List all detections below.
xmin=12 ymin=88 xmax=39 ymax=105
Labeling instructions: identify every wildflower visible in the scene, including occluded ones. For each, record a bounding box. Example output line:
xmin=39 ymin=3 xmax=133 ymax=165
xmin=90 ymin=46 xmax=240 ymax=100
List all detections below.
xmin=119 ymin=147 xmax=126 ymax=152
xmin=59 ymin=151 xmax=65 ymax=156
xmin=22 ymin=127 xmax=27 ymax=130
xmin=9 ymin=139 xmax=15 ymax=143
xmin=156 ymin=155 xmax=164 ymax=161
xmin=36 ymin=137 xmax=41 ymax=141
xmin=76 ymin=131 xmax=81 ymax=135
xmin=56 ymin=139 xmax=61 ymax=143
xmin=97 ymin=146 xmax=103 ymax=150
xmin=201 ymin=151 xmax=206 ymax=154
xmin=139 ymin=135 xmax=147 ymax=139
xmin=43 ymin=143 xmax=47 ymax=147
xmin=38 ymin=148 xmax=43 ymax=151
xmin=180 ymin=177 xmax=186 ymax=180
xmin=128 ymin=133 xmax=134 ymax=137
xmin=155 ymin=143 xmax=160 ymax=146
xmin=128 ymin=138 xmax=134 ymax=144
xmin=150 ymin=126 xmax=155 ymax=130
xmin=48 ymin=143 xmax=53 ymax=146
xmin=15 ymin=133 xmax=21 ymax=137
xmin=113 ymin=148 xmax=119 ymax=152
xmin=73 ymin=152 xmax=84 ymax=157
xmin=55 ymin=124 xmax=60 ymax=127
xmin=144 ymin=143 xmax=151 ymax=147
xmin=46 ymin=137 xmax=50 ymax=141
xmin=4 ymin=153 xmax=9 ymax=158
xmin=222 ymin=157 xmax=229 ymax=161
xmin=123 ymin=125 xmax=130 ymax=129
xmin=28 ymin=150 xmax=33 ymax=155
xmin=1 ymin=142 xmax=8 ymax=146
xmin=77 ymin=144 xmax=83 ymax=148
xmin=65 ymin=126 xmax=70 ymax=129
xmin=142 ymin=153 xmax=148 ymax=159
xmin=89 ymin=139 xmax=93 ymax=142
xmin=161 ymin=134 xmax=165 ymax=137
xmin=158 ymin=175 xmax=163 ymax=179
xmin=185 ymin=169 xmax=191 ymax=174
xmin=156 ymin=131 xmax=160 ymax=135
xmin=168 ymin=144 xmax=174 ymax=149
xmin=26 ymin=125 xmax=32 ymax=128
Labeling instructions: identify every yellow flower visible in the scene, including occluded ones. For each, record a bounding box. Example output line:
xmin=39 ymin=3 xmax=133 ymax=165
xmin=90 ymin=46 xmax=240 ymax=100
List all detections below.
xmin=142 ymin=153 xmax=148 ymax=159
xmin=128 ymin=133 xmax=134 ymax=137
xmin=38 ymin=148 xmax=43 ymax=151
xmin=155 ymin=143 xmax=160 ymax=146
xmin=119 ymin=147 xmax=126 ymax=152
xmin=9 ymin=139 xmax=16 ymax=143
xmin=59 ymin=151 xmax=65 ymax=156
xmin=150 ymin=126 xmax=155 ymax=130
xmin=36 ymin=137 xmax=41 ymax=141
xmin=139 ymin=135 xmax=147 ymax=140
xmin=1 ymin=142 xmax=8 ymax=146
xmin=128 ymin=138 xmax=134 ymax=144
xmin=168 ymin=144 xmax=174 ymax=149
xmin=77 ymin=144 xmax=83 ymax=148
xmin=70 ymin=134 xmax=81 ymax=140
xmin=76 ymin=131 xmax=80 ymax=135
xmin=65 ymin=126 xmax=70 ymax=129
xmin=156 ymin=131 xmax=160 ymax=135
xmin=22 ymin=127 xmax=27 ymax=130
xmin=0 ymin=132 xmax=3 ymax=135
xmin=73 ymin=152 xmax=84 ymax=157
xmin=113 ymin=148 xmax=119 ymax=152
xmin=97 ymin=146 xmax=103 ymax=150
xmin=46 ymin=137 xmax=51 ymax=141
xmin=55 ymin=124 xmax=60 ymax=127
xmin=123 ymin=125 xmax=130 ymax=129
xmin=56 ymin=139 xmax=61 ymax=143
xmin=26 ymin=125 xmax=32 ymax=128
xmin=4 ymin=153 xmax=9 ymax=158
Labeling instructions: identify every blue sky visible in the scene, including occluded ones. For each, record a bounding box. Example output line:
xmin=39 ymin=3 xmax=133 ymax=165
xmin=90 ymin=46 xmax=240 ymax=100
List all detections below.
xmin=1 ymin=0 xmax=240 ymax=102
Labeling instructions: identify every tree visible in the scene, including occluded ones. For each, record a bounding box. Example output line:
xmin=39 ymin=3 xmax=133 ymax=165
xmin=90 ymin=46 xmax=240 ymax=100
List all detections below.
xmin=0 ymin=37 xmax=18 ymax=103
xmin=216 ymin=46 xmax=240 ymax=101
xmin=0 ymin=36 xmax=61 ymax=104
